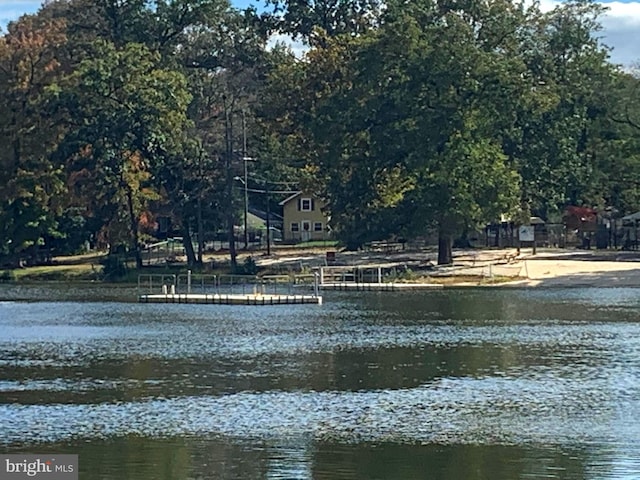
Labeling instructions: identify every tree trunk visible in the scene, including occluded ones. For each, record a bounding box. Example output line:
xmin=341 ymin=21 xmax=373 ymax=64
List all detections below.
xmin=196 ymin=155 xmax=204 ymax=265
xmin=437 ymin=228 xmax=453 ymax=265
xmin=196 ymin=196 xmax=204 ymax=265
xmin=125 ymin=186 xmax=142 ymax=269
xmin=227 ymin=211 xmax=237 ymax=268
xmin=182 ymin=222 xmax=197 ymax=267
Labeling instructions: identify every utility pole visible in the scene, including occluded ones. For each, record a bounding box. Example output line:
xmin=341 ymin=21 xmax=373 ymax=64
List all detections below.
xmin=266 ymin=183 xmax=271 ymax=255
xmin=242 ymin=110 xmax=249 ymax=250
xmin=223 ymin=95 xmax=237 ymax=269
xmin=197 ymin=152 xmax=204 ymax=265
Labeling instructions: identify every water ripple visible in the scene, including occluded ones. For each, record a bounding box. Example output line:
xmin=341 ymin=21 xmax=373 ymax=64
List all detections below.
xmin=2 ymin=374 xmax=638 ymax=448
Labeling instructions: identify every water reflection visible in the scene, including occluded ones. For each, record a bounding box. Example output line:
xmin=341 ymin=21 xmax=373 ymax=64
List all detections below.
xmin=265 ymin=440 xmax=314 ymax=480
xmin=6 ymin=437 xmax=637 ymax=480
xmin=1 ymin=286 xmax=640 ymax=479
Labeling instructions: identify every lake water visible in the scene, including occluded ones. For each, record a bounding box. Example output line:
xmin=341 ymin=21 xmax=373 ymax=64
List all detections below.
xmin=1 ymin=284 xmax=639 ymax=479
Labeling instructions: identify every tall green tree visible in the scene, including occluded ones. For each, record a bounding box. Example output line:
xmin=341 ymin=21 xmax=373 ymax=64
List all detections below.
xmin=0 ymin=15 xmax=68 ymax=265
xmin=507 ymin=0 xmax=614 ymax=218
xmin=262 ymin=0 xmax=617 ymax=262
xmin=53 ymin=40 xmax=192 ymax=267
xmin=264 ymin=0 xmax=383 ymax=39
xmin=278 ymin=0 xmax=525 ymax=261
xmin=596 ymin=71 xmax=640 ymax=216
xmin=180 ymin=8 xmax=268 ymax=267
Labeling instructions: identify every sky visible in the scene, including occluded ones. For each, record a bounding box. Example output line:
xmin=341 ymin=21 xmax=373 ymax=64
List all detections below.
xmin=0 ymin=0 xmax=638 ymax=67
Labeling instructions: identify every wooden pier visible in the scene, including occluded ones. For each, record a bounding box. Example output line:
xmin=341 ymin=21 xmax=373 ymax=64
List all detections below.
xmin=137 ymin=272 xmax=322 ymax=306
xmin=139 ymin=293 xmax=322 ymax=305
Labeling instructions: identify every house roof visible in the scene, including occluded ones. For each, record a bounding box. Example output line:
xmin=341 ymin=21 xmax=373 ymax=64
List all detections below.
xmin=248 ymin=207 xmax=283 ymax=224
xmin=278 ymin=191 xmax=303 ymax=206
xmin=622 ymin=211 xmax=640 ymax=222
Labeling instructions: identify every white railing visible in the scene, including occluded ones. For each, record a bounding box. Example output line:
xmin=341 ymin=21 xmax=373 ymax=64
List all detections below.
xmin=138 ymin=271 xmax=320 ymax=297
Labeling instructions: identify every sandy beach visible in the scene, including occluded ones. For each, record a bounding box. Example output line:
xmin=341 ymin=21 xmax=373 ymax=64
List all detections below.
xmin=505 ymin=251 xmax=640 ymax=287
xmin=252 ymin=247 xmax=640 ymax=288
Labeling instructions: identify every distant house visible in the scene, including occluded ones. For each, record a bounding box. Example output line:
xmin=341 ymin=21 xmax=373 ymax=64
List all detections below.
xmin=279 ymin=192 xmax=330 ymax=242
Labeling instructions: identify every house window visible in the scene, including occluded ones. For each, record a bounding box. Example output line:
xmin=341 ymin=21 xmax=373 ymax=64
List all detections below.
xmin=300 ymin=198 xmax=313 ymax=211
xmin=302 ymin=221 xmax=311 ymax=231
xmin=291 ymin=222 xmax=299 ymax=232
xmin=314 ymin=222 xmax=323 ymax=232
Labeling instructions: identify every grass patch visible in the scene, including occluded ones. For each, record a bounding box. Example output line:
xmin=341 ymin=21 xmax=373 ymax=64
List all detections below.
xmin=8 ymin=263 xmax=102 ymax=282
xmin=480 ymin=275 xmax=527 ymax=284
xmin=52 ymin=252 xmax=108 ymax=265
xmin=280 ymin=240 xmax=340 ymax=249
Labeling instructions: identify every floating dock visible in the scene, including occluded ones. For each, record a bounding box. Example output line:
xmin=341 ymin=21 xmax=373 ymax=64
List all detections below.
xmin=139 ymin=293 xmax=322 ymax=305
xmin=137 ymin=273 xmax=322 ymax=306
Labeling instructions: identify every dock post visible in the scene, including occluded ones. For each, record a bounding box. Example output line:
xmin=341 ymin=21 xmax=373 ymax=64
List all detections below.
xmin=314 ymin=272 xmax=319 ymax=297
xmin=187 ymin=270 xmax=192 ymax=294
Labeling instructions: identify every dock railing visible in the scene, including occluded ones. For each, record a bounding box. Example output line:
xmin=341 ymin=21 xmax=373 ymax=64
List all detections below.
xmin=319 ymin=266 xmax=399 ymax=285
xmin=177 ymin=273 xmax=218 ymax=294
xmin=138 ymin=274 xmax=177 ymax=295
xmin=138 ymin=271 xmax=321 ymax=298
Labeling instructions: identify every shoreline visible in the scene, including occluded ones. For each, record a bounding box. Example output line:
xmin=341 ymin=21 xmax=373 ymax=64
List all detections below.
xmin=3 ymin=248 xmax=640 ymax=289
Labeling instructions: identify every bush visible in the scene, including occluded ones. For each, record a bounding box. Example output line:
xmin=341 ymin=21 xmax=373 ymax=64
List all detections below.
xmin=101 ymin=254 xmax=128 ymax=280
xmin=0 ymin=270 xmax=15 ymax=282
xmin=234 ymin=256 xmax=259 ymax=275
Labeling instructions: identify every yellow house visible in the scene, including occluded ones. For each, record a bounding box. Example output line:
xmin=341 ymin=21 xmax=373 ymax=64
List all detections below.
xmin=279 ymin=192 xmax=331 ymax=242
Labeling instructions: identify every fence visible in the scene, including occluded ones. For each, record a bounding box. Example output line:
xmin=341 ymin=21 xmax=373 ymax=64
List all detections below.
xmin=319 ymin=265 xmax=418 ymax=284
xmin=143 ymin=240 xmax=186 ymax=266
xmin=319 ymin=262 xmax=526 ymax=285
xmin=433 ymin=263 xmax=525 ymax=279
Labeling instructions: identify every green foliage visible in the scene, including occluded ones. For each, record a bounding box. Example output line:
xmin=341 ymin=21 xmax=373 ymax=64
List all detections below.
xmin=0 ymin=15 xmax=68 ymax=262
xmin=264 ymin=0 xmax=383 ymax=39
xmin=53 ymin=40 xmax=192 ymax=266
xmin=1 ymin=0 xmax=639 ymax=271
xmin=0 ymin=270 xmax=16 ymax=282
xmin=261 ymin=0 xmax=622 ymax=263
xmin=234 ymin=256 xmax=259 ymax=275
xmin=100 ymin=254 xmax=128 ymax=280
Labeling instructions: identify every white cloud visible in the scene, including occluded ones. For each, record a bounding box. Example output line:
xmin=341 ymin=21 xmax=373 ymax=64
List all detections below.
xmin=267 ymin=33 xmax=307 ymax=58
xmin=537 ymin=0 xmax=562 ymax=12
xmin=534 ymin=0 xmax=640 ymax=67
xmin=601 ymin=2 xmax=640 ymax=66
xmin=602 ymin=0 xmax=640 ymax=26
